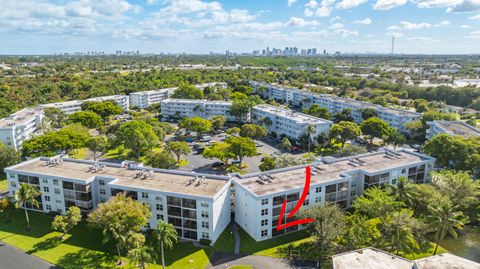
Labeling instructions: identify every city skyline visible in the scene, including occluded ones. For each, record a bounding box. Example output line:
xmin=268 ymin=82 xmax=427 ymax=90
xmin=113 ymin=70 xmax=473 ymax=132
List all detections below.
xmin=0 ymin=0 xmax=479 ymax=55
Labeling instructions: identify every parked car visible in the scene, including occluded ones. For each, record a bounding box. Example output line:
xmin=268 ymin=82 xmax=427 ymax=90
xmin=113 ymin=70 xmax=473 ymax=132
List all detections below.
xmin=231 ymin=160 xmax=241 ymax=165
xmin=199 ymin=136 xmax=212 ymax=142
xmin=211 ymin=162 xmax=224 ymax=168
xmin=185 ymin=137 xmax=195 ymax=143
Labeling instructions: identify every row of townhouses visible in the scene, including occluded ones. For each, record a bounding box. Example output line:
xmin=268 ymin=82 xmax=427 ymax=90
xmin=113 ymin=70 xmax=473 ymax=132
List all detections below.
xmin=160 ymin=99 xmax=333 ymax=140
xmin=0 ymin=82 xmax=226 ymax=150
xmin=5 ymin=148 xmax=435 ymax=243
xmin=250 ymin=81 xmax=422 ymax=133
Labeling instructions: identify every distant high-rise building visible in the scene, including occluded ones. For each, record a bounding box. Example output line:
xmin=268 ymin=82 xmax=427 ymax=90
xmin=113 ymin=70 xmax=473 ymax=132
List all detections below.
xmin=312 ymin=48 xmax=317 ymax=55
xmin=323 ymin=49 xmax=327 ymax=55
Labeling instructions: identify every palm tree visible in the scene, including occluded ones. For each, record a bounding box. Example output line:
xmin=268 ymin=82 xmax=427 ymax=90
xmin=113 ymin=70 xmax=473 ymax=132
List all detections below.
xmin=427 ymin=201 xmax=467 ymax=255
xmin=390 ymin=177 xmax=415 ymax=206
xmin=305 ymin=125 xmax=316 ymax=152
xmin=15 ymin=183 xmax=41 ymax=231
xmin=128 ymin=246 xmax=152 ymax=269
xmin=152 ymin=221 xmax=178 ymax=269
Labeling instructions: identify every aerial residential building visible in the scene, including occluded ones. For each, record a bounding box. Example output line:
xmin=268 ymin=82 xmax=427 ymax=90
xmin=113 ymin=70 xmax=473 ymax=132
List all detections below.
xmin=332 ymin=248 xmax=480 ymax=269
xmin=40 ymin=95 xmax=129 ymax=115
xmin=426 ymin=120 xmax=480 ymax=140
xmin=0 ymin=107 xmax=44 ymax=150
xmin=129 ymin=82 xmax=227 ymax=109
xmin=251 ymin=104 xmax=332 ymax=140
xmin=160 ymin=99 xmax=240 ymax=121
xmin=250 ymin=81 xmax=421 ymax=133
xmin=5 ymin=156 xmax=231 ymax=243
xmin=232 ymin=149 xmax=435 ymax=241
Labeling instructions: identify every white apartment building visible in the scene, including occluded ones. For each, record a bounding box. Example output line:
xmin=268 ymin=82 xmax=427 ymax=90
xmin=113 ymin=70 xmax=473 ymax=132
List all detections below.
xmin=41 ymin=95 xmax=129 ymax=115
xmin=161 ymin=99 xmax=239 ymax=122
xmin=250 ymin=81 xmax=421 ymax=133
xmin=232 ymin=149 xmax=435 ymax=241
xmin=0 ymin=107 xmax=44 ymax=150
xmin=426 ymin=120 xmax=480 ymax=140
xmin=5 ymin=156 xmax=231 ymax=243
xmin=129 ymin=82 xmax=228 ymax=109
xmin=251 ymin=104 xmax=332 ymax=140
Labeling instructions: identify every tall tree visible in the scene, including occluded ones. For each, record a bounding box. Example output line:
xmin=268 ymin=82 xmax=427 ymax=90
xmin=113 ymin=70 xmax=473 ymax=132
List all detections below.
xmin=209 ymin=115 xmax=226 ymax=131
xmin=385 ymin=131 xmax=406 ymax=149
xmin=225 ymin=136 xmax=257 ymax=167
xmin=86 ymin=136 xmax=107 ymax=161
xmin=81 ymin=101 xmax=122 ymax=121
xmin=166 ymin=141 xmax=191 ymax=163
xmin=301 ymin=203 xmax=345 ymax=266
xmin=329 ymin=121 xmax=362 ymax=148
xmin=382 ymin=209 xmax=422 ymax=255
xmin=360 ymin=117 xmax=393 ymax=144
xmin=202 ymin=142 xmax=234 ymax=166
xmin=88 ymin=194 xmax=151 ymax=265
xmin=151 ymin=221 xmax=178 ymax=269
xmin=259 ymin=156 xmax=276 ymax=171
xmin=111 ymin=120 xmax=158 ymax=158
xmin=15 ymin=183 xmax=41 ymax=231
xmin=67 ymin=111 xmax=103 ymax=129
xmin=145 ymin=150 xmax=176 ymax=169
xmin=230 ymin=98 xmax=253 ymax=122
xmin=43 ymin=107 xmax=66 ymax=128
xmin=303 ymin=104 xmax=332 ymax=120
xmin=333 ymin=108 xmax=355 ymax=123
xmin=361 ymin=108 xmax=378 ymax=120
xmin=279 ymin=137 xmax=292 ymax=152
xmin=171 ymin=85 xmax=204 ymax=99
xmin=240 ymin=124 xmax=267 ymax=139
xmin=51 ymin=206 xmax=82 ymax=239
xmin=178 ymin=117 xmax=212 ymax=138
xmin=427 ymin=200 xmax=467 ymax=255
xmin=305 ymin=125 xmax=316 ymax=152
xmin=0 ymin=142 xmax=20 ymax=177
xmin=431 ymin=170 xmax=480 ymax=209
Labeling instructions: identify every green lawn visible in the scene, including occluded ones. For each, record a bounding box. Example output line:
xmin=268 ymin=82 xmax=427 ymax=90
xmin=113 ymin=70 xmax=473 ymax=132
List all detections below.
xmin=238 ymin=227 xmax=315 ymax=259
xmin=213 ymin=224 xmax=236 ymax=253
xmin=70 ymin=148 xmax=89 ymax=160
xmin=0 ymin=178 xmax=7 ymax=192
xmin=401 ymin=243 xmax=446 ymax=260
xmin=0 ymin=209 xmax=213 ymax=269
xmin=228 ymin=265 xmax=253 ymax=269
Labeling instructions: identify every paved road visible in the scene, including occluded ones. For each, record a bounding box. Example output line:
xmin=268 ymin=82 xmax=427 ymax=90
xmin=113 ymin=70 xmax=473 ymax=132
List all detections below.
xmin=0 ymin=242 xmax=55 ymax=269
xmin=208 ymin=253 xmax=299 ymax=269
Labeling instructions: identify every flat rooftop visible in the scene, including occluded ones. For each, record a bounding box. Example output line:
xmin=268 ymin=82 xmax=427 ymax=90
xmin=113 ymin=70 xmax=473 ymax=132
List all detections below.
xmin=41 ymin=95 xmax=126 ymax=108
xmin=253 ymin=104 xmax=331 ymax=124
xmin=332 ymin=248 xmax=412 ymax=269
xmin=433 ymin=121 xmax=480 ymax=138
xmin=0 ymin=107 xmax=43 ymax=128
xmin=236 ymin=150 xmax=431 ymax=196
xmin=9 ymin=158 xmax=229 ymax=198
xmin=414 ymin=253 xmax=480 ymax=269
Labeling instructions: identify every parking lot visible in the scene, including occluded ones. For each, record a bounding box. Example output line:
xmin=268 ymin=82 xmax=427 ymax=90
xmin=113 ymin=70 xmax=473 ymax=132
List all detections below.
xmin=166 ymin=133 xmax=282 ymax=174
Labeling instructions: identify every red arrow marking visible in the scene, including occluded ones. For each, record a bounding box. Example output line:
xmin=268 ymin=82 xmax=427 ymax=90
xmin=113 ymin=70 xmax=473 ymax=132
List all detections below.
xmin=276 ymin=165 xmax=314 ymax=231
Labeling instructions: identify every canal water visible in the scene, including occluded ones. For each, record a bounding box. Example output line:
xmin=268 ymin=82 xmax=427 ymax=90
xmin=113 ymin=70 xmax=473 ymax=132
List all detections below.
xmin=440 ymin=226 xmax=480 ymax=262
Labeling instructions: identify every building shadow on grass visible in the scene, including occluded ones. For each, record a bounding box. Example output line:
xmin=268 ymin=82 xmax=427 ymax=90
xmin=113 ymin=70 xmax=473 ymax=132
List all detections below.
xmin=56 ymin=249 xmax=117 ymax=269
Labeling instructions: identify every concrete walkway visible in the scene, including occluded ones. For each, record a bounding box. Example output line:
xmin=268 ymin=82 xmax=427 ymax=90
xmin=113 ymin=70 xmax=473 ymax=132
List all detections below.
xmin=208 ymin=253 xmax=297 ymax=269
xmin=232 ymin=222 xmax=241 ymax=254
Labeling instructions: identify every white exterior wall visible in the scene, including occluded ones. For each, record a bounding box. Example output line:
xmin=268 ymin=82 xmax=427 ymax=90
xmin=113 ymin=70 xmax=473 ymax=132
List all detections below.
xmin=161 ymin=99 xmax=237 ymax=121
xmin=0 ymin=108 xmax=44 ymax=150
xmin=41 ymin=95 xmax=129 ymax=115
xmin=211 ymin=183 xmax=231 ymax=243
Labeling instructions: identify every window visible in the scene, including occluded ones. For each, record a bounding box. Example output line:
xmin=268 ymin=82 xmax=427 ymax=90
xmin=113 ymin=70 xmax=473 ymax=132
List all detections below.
xmin=145 ymin=223 xmax=151 ymax=229
xmin=261 ymin=230 xmax=268 ymax=237
xmin=156 ymin=204 xmax=163 ymax=211
xmin=261 ymin=219 xmax=268 ymax=226
xmin=54 ymin=188 xmax=60 ymax=195
xmin=10 ymin=182 xmax=16 ymax=188
xmin=42 ymin=179 xmax=48 ymax=184
xmin=201 ymin=232 xmax=209 ymax=239
xmin=201 ymin=202 xmax=209 ymax=208
xmin=43 ymin=186 xmax=49 ymax=192
xmin=55 ymin=200 xmax=62 ymax=204
xmin=391 ymin=178 xmax=397 ymax=185
xmin=401 ymin=168 xmax=406 ymax=174
xmin=201 ymin=221 xmax=210 ymax=229
xmin=315 ymin=196 xmax=321 ymax=203
xmin=303 ymin=199 xmax=309 ymax=206
xmin=53 ymin=179 xmax=58 ymax=186
xmin=157 ymin=214 xmax=164 ymax=221
xmin=99 ymin=180 xmax=105 ymax=186
xmin=46 ymin=205 xmax=51 ymax=211
xmin=315 ymin=186 xmax=322 ymax=193
xmin=9 ymin=174 xmax=15 ymax=179
xmin=261 ymin=198 xmax=268 ymax=205
xmin=100 ymin=189 xmax=106 ymax=195
xmin=142 ymin=192 xmax=149 ymax=199
xmin=201 ymin=211 xmax=209 ymax=218
xmin=44 ymin=196 xmax=51 ymax=202
xmin=261 ymin=209 xmax=268 ymax=216
xmin=351 ymin=190 xmax=356 ymax=196
xmin=156 ymin=196 xmax=163 ymax=201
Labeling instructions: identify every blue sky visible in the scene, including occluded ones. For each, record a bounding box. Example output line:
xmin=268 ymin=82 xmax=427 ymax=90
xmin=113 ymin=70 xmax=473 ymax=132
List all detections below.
xmin=1 ymin=0 xmax=479 ymax=54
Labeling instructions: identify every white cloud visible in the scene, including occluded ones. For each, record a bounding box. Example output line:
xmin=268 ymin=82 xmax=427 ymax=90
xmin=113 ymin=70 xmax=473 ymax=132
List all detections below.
xmin=321 ymin=0 xmax=337 ymax=6
xmin=447 ymin=0 xmax=480 ymax=12
xmin=329 ymin=23 xmax=344 ymax=29
xmin=286 ymin=17 xmax=319 ymax=27
xmin=400 ymin=21 xmax=432 ymax=30
xmin=305 ymin=0 xmax=318 ymax=8
xmin=439 ymin=20 xmax=450 ymax=26
xmin=406 ymin=36 xmax=440 ymax=43
xmin=373 ymin=0 xmax=407 ymax=10
xmin=335 ymin=0 xmax=368 ymax=9
xmin=461 ymin=24 xmax=472 ymax=28
xmin=353 ymin=18 xmax=372 ymax=24
xmin=315 ymin=6 xmax=332 ymax=16
xmin=387 ymin=32 xmax=404 ymax=37
xmin=387 ymin=25 xmax=401 ymax=30
xmin=410 ymin=0 xmax=462 ymax=8
xmin=304 ymin=8 xmax=314 ymax=17
xmin=466 ymin=30 xmax=480 ymax=38
xmin=287 ymin=0 xmax=298 ymax=6
xmin=330 ymin=16 xmax=341 ymax=23
xmin=469 ymin=14 xmax=480 ymax=19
